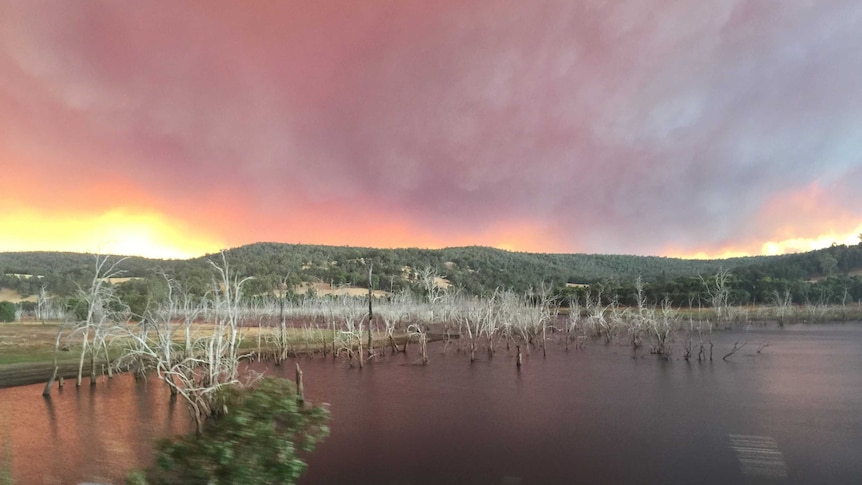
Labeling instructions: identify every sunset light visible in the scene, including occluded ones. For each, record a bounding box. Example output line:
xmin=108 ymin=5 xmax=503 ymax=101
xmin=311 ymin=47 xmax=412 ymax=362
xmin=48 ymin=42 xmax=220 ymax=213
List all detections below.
xmin=0 ymin=208 xmax=223 ymax=259
xmin=2 ymin=2 xmax=861 ymax=258
xmin=761 ymin=227 xmax=862 ymax=257
xmin=3 ymin=5 xmax=862 ymax=484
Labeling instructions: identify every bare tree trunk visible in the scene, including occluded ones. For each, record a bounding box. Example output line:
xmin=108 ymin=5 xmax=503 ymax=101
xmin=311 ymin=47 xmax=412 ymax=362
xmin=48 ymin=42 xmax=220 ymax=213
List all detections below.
xmin=357 ymin=332 xmax=364 ymax=369
xmin=102 ymin=341 xmax=113 ymax=379
xmin=389 ymin=335 xmax=402 ymax=354
xmin=43 ymin=360 xmax=58 ymax=397
xmin=76 ymin=334 xmax=88 ymax=388
xmin=45 ymin=328 xmax=64 ymax=396
xmin=541 ymin=320 xmax=547 ymax=358
xmin=295 ymin=362 xmax=304 ymax=405
xmin=723 ymin=340 xmax=746 ymax=361
xmin=419 ymin=331 xmax=428 ymax=364
xmin=367 ymin=263 xmax=374 ymax=358
xmin=167 ymin=375 xmax=178 ymax=396
xmin=89 ymin=350 xmax=97 ymax=386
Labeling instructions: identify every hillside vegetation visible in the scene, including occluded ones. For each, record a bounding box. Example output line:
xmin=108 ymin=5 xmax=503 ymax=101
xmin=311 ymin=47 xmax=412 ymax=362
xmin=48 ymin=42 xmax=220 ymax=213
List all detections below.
xmin=1 ymin=242 xmax=861 ymax=311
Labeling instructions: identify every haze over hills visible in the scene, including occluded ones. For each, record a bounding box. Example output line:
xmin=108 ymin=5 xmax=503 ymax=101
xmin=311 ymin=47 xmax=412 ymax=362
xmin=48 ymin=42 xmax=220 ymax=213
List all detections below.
xmin=1 ymin=242 xmax=764 ymax=286
xmin=1 ymin=242 xmax=861 ymax=306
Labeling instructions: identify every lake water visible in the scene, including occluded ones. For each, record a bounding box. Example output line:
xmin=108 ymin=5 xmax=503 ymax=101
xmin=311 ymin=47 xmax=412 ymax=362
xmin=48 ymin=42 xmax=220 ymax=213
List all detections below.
xmin=2 ymin=323 xmax=862 ymax=484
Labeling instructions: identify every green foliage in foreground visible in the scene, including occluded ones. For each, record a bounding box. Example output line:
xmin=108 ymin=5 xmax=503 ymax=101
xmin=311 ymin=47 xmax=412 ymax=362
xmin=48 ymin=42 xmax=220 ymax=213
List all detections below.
xmin=129 ymin=378 xmax=329 ymax=485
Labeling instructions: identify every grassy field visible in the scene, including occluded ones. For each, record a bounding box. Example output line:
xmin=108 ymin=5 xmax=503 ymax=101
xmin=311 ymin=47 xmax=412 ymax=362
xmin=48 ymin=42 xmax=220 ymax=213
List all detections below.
xmin=0 ymin=322 xmax=64 ymax=365
xmin=0 ymin=288 xmax=35 ymax=304
xmin=0 ymin=319 xmax=401 ymax=381
xmin=0 ymin=321 xmax=276 ymax=388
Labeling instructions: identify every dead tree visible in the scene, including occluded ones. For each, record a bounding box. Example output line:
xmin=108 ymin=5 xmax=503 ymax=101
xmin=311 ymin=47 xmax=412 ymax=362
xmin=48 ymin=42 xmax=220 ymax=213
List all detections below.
xmin=274 ymin=274 xmax=291 ymax=364
xmin=648 ymin=297 xmax=676 ymax=359
xmin=407 ymin=322 xmax=428 ymax=364
xmin=722 ymin=340 xmax=747 ymax=361
xmin=43 ymin=327 xmax=65 ymax=396
xmin=586 ymin=288 xmax=620 ymax=344
xmin=564 ymin=296 xmax=581 ymax=351
xmin=120 ymin=250 xmax=252 ymax=434
xmin=381 ymin=290 xmax=410 ymax=354
xmin=628 ymin=277 xmax=648 ymax=356
xmin=700 ymin=269 xmax=731 ymax=324
xmin=66 ymin=254 xmax=127 ymax=387
xmin=461 ymin=300 xmax=485 ymax=363
xmin=416 ymin=266 xmax=445 ymax=305
xmin=481 ymin=290 xmax=502 ymax=358
xmin=336 ymin=295 xmax=366 ymax=368
xmin=37 ymin=284 xmax=49 ymax=324
xmin=772 ymin=290 xmax=793 ymax=326
xmin=366 ymin=262 xmax=374 ymax=359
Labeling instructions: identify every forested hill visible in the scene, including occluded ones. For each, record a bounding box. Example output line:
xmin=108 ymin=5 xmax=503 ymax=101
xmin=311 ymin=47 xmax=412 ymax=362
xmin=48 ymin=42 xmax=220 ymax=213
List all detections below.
xmin=1 ymin=242 xmax=861 ymax=301
xmin=217 ymin=243 xmax=768 ymax=295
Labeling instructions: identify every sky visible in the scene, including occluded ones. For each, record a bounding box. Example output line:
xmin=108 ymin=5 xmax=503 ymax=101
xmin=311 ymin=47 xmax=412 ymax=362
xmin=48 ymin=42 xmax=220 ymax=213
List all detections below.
xmin=1 ymin=1 xmax=861 ymax=260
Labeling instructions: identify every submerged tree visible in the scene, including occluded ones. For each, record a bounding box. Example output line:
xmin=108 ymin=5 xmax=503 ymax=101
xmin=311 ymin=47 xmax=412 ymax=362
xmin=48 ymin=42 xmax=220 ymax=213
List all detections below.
xmin=121 ymin=251 xmax=251 ymax=433
xmin=701 ymin=269 xmax=731 ymax=322
xmin=70 ymin=254 xmax=128 ymax=387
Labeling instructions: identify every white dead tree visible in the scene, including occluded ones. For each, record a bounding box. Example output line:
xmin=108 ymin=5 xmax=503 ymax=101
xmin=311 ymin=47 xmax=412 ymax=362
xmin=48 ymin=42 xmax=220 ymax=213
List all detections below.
xmin=133 ymin=275 xmax=207 ymax=396
xmin=584 ymin=287 xmax=619 ymax=344
xmin=120 ymin=251 xmax=252 ymax=433
xmin=648 ymin=297 xmax=676 ymax=359
xmin=416 ymin=266 xmax=445 ymax=305
xmin=206 ymin=253 xmax=253 ymax=383
xmin=273 ymin=275 xmax=291 ymax=364
xmin=67 ymin=254 xmax=128 ymax=387
xmin=628 ymin=277 xmax=649 ymax=356
xmin=682 ymin=316 xmax=694 ymax=361
xmin=496 ymin=290 xmax=520 ymax=351
xmin=771 ymin=290 xmax=793 ymax=326
xmin=460 ymin=299 xmax=486 ymax=363
xmin=564 ymin=295 xmax=584 ymax=351
xmin=380 ymin=290 xmax=411 ymax=354
xmin=701 ymin=269 xmax=731 ymax=323
xmin=523 ymin=285 xmax=555 ymax=357
xmin=324 ymin=298 xmax=341 ymax=359
xmin=37 ymin=283 xmax=49 ymax=323
xmin=366 ymin=261 xmax=375 ymax=359
xmin=481 ymin=291 xmax=502 ymax=358
xmin=803 ymin=289 xmax=832 ymax=322
xmin=407 ymin=321 xmax=429 ymax=365
xmin=336 ymin=295 xmax=367 ymax=368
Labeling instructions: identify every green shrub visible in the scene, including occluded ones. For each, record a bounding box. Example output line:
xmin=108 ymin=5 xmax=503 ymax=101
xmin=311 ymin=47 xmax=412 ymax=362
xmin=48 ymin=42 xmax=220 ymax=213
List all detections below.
xmin=132 ymin=377 xmax=329 ymax=485
xmin=0 ymin=302 xmax=16 ymax=323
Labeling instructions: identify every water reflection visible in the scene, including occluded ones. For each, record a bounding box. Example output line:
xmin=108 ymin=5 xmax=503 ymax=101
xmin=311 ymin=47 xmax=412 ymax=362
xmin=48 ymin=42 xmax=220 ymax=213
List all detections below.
xmin=3 ymin=375 xmax=190 ymax=484
xmin=1 ymin=324 xmax=861 ymax=484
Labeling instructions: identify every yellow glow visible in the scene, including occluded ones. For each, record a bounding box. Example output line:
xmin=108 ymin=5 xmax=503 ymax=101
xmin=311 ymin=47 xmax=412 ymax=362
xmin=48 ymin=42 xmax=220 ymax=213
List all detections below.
xmin=760 ymin=224 xmax=862 ymax=256
xmin=668 ymin=224 xmax=862 ymax=260
xmin=681 ymin=249 xmax=754 ymax=260
xmin=0 ymin=208 xmax=224 ymax=259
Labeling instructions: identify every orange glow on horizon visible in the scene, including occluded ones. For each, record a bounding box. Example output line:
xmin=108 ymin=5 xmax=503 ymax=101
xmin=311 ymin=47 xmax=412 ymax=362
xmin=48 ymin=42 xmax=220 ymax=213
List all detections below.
xmin=759 ymin=228 xmax=862 ymax=256
xmin=2 ymin=193 xmax=859 ymax=261
xmin=0 ymin=207 xmax=224 ymax=259
xmin=665 ymin=224 xmax=862 ymax=260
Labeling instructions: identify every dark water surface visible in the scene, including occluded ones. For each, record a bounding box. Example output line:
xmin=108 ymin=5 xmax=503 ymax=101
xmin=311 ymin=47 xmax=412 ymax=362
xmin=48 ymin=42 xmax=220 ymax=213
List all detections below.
xmin=2 ymin=323 xmax=862 ymax=484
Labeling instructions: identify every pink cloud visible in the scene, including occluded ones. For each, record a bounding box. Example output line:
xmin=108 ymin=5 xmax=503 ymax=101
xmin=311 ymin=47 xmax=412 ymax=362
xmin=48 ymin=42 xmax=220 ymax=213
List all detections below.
xmin=2 ymin=1 xmax=862 ymax=256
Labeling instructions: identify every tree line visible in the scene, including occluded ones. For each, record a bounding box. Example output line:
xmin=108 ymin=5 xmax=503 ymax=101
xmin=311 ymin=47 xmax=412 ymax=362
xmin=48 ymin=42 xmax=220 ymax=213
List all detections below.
xmin=2 ymin=242 xmax=861 ymax=316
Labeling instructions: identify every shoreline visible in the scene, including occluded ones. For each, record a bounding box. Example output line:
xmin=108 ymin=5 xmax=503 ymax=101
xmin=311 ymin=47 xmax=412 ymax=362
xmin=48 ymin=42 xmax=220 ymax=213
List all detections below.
xmin=0 ymin=360 xmax=87 ymax=389
xmin=0 ymin=333 xmax=435 ymax=390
